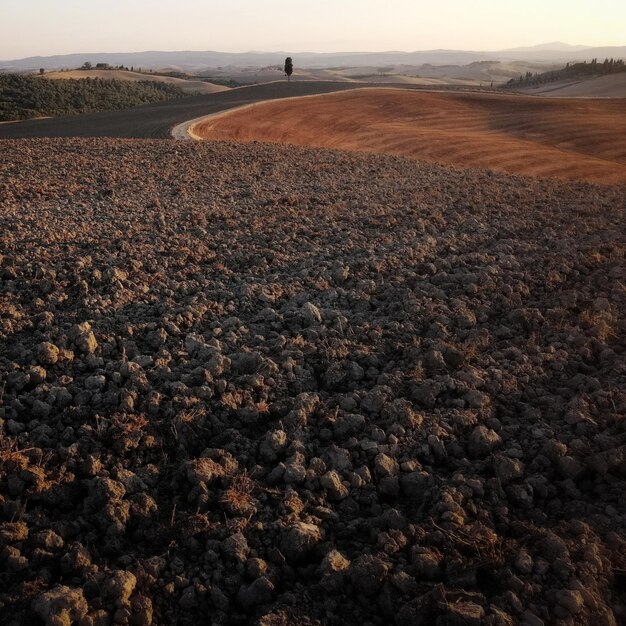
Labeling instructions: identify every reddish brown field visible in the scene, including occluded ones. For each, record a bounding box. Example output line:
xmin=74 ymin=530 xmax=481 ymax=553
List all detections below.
xmin=192 ymin=88 xmax=626 ymax=184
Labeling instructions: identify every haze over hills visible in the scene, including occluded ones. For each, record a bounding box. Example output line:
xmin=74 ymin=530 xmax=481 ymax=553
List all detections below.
xmin=503 ymin=41 xmax=590 ymax=52
xmin=1 ymin=43 xmax=625 ymax=73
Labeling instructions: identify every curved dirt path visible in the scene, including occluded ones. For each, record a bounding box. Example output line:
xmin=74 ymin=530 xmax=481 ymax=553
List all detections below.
xmin=190 ymin=88 xmax=626 ymax=184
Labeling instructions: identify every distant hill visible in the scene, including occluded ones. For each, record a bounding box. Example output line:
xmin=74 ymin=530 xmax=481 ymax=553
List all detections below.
xmin=504 ymin=42 xmax=590 ymax=52
xmin=41 ymin=69 xmax=229 ymax=94
xmin=507 ymin=58 xmax=626 ymax=90
xmin=2 ymin=44 xmax=626 ymax=73
xmin=522 ymin=73 xmax=626 ymax=98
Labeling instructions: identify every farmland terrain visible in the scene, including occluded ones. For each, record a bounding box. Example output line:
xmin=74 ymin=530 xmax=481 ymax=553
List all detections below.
xmin=0 ymin=81 xmax=407 ymax=139
xmin=0 ymin=138 xmax=624 ymax=625
xmin=190 ymin=88 xmax=626 ymax=184
xmin=521 ymin=73 xmax=626 ymax=98
xmin=41 ymin=70 xmax=229 ymax=94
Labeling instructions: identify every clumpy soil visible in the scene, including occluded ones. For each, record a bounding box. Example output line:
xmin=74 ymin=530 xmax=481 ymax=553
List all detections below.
xmin=0 ymin=138 xmax=625 ymax=625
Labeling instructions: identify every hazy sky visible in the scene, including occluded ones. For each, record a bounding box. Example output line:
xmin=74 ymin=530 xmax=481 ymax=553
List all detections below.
xmin=1 ymin=0 xmax=624 ymax=59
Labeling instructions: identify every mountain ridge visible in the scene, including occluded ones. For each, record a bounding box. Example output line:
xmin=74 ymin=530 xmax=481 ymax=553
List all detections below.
xmin=2 ymin=44 xmax=625 ymax=72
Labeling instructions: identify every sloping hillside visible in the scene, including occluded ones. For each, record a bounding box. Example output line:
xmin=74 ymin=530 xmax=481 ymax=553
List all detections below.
xmin=523 ymin=73 xmax=626 ymax=97
xmin=0 ymin=73 xmax=186 ymax=121
xmin=190 ymin=88 xmax=626 ymax=184
xmin=42 ymin=70 xmax=229 ymax=94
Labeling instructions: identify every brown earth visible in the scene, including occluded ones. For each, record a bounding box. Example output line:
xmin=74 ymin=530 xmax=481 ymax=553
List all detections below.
xmin=0 ymin=138 xmax=625 ymax=625
xmin=41 ymin=70 xmax=229 ymax=94
xmin=191 ymin=88 xmax=626 ymax=184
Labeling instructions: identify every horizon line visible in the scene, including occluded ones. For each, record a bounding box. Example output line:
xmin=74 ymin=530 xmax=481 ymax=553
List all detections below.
xmin=3 ymin=41 xmax=626 ymax=63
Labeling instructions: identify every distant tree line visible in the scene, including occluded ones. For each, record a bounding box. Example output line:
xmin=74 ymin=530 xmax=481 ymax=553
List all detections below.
xmin=0 ymin=74 xmax=186 ymax=121
xmin=506 ymin=58 xmax=626 ymax=88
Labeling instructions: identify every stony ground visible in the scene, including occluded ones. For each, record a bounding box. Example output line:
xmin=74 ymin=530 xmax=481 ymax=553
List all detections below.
xmin=0 ymin=138 xmax=625 ymax=626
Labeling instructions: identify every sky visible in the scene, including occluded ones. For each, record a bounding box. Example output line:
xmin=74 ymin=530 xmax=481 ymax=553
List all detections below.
xmin=1 ymin=0 xmax=625 ymax=59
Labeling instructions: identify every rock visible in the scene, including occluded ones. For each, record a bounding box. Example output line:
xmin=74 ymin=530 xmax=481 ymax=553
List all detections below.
xmin=411 ymin=548 xmax=442 ymax=580
xmin=33 ymin=586 xmax=89 ymax=626
xmin=34 ymin=529 xmax=64 ymax=551
xmin=320 ymin=470 xmax=349 ymax=500
xmin=178 ymin=587 xmax=197 ymax=610
xmin=557 ymin=455 xmax=585 ymax=480
xmin=72 ymin=322 xmax=98 ymax=354
xmin=130 ymin=595 xmax=153 ymax=626
xmin=468 ymin=425 xmax=502 ymax=458
xmin=424 ymin=350 xmax=446 ymax=374
xmin=375 ymin=453 xmax=399 ymax=477
xmin=29 ymin=365 xmax=47 ymax=384
xmin=537 ymin=534 xmax=569 ymax=562
xmin=464 ymin=390 xmax=491 ymax=410
xmin=400 ymin=471 xmax=431 ymax=499
xmin=514 ymin=548 xmax=533 ymax=574
xmin=259 ymin=430 xmax=288 ymax=462
xmin=238 ymin=576 xmax=274 ymax=609
xmin=222 ymin=532 xmax=250 ymax=562
xmin=349 ymin=554 xmax=390 ymax=596
xmin=302 ymin=302 xmax=322 ymax=325
xmin=589 ymin=445 xmax=626 ymax=476
xmin=360 ymin=386 xmax=390 ymax=414
xmin=437 ymin=601 xmax=485 ymax=625
xmin=334 ymin=413 xmax=366 ymax=439
xmin=7 ymin=419 xmax=25 ymax=434
xmin=283 ymin=461 xmax=306 ymax=484
xmin=185 ymin=458 xmax=224 ymax=485
xmin=280 ymin=522 xmax=323 ymax=562
xmin=5 ymin=547 xmax=28 ymax=571
xmin=38 ymin=341 xmax=60 ymax=365
xmin=331 ymin=264 xmax=350 ymax=283
xmin=0 ymin=522 xmax=27 ymax=545
xmin=102 ymin=570 xmax=137 ymax=607
xmin=84 ymin=478 xmax=126 ymax=516
xmin=494 ymin=455 xmax=524 ymax=483
xmin=320 ymin=550 xmax=350 ymax=575
xmin=80 ymin=609 xmax=111 ymax=626
xmin=208 ymin=586 xmax=228 ymax=611
xmin=85 ymin=374 xmax=106 ymax=391
xmin=391 ymin=570 xmax=419 ymax=595
xmin=382 ymin=399 xmax=423 ymax=429
xmin=556 ymin=589 xmax=584 ymax=614
xmin=322 ymin=445 xmax=352 ymax=471
xmin=245 ymin=558 xmax=268 ymax=579
xmin=378 ymin=475 xmax=400 ymax=497
xmin=521 ymin=610 xmax=545 ymax=626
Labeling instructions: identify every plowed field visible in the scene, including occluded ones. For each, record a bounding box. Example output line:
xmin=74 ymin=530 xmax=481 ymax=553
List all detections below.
xmin=192 ymin=89 xmax=626 ymax=184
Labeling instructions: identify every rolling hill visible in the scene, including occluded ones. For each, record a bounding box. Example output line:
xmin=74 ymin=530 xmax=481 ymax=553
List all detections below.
xmin=2 ymin=44 xmax=626 ymax=73
xmin=41 ymin=69 xmax=229 ymax=94
xmin=521 ymin=73 xmax=626 ymax=98
xmin=189 ymin=88 xmax=626 ymax=184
